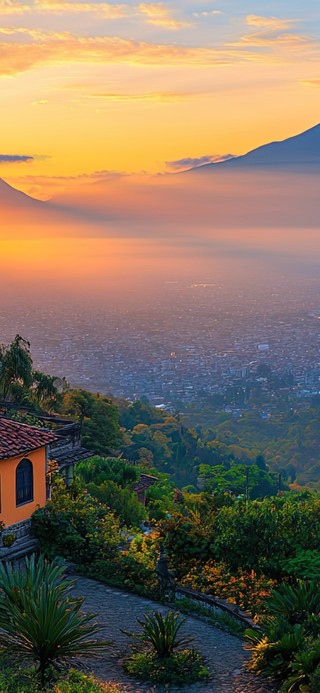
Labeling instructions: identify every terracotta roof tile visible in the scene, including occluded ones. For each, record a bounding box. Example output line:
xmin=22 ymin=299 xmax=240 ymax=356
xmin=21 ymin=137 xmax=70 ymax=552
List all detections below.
xmin=0 ymin=419 xmax=58 ymax=460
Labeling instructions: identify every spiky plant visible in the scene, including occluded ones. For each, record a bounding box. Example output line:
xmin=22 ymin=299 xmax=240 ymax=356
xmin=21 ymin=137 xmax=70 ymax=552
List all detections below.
xmin=124 ymin=610 xmax=192 ymax=658
xmin=0 ymin=555 xmax=108 ymax=687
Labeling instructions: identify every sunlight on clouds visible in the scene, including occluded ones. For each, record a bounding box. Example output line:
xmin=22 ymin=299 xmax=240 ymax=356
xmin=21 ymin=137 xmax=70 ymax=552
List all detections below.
xmin=0 ymin=1 xmax=127 ymax=18
xmin=301 ymin=79 xmax=320 ymax=87
xmin=138 ymin=3 xmax=190 ymax=30
xmin=246 ymin=16 xmax=297 ymax=31
xmin=87 ymin=91 xmax=191 ymax=102
xmin=193 ymin=10 xmax=223 ymax=18
xmin=0 ymin=25 xmax=316 ymax=78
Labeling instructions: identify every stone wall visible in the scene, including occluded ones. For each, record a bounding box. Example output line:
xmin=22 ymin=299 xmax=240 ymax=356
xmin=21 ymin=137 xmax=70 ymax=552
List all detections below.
xmin=0 ymin=518 xmax=37 ymax=563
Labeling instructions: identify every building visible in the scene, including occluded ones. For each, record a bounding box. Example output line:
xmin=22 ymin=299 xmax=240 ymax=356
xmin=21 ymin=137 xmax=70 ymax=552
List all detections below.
xmin=132 ymin=473 xmax=158 ymax=505
xmin=0 ymin=419 xmax=58 ymax=528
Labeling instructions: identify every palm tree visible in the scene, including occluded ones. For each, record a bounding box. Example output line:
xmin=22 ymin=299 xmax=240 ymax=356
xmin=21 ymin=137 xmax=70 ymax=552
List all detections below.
xmin=0 ymin=556 xmax=108 ymax=688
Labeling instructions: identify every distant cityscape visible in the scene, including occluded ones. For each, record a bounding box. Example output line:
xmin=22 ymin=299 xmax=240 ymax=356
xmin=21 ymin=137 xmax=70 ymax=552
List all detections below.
xmin=2 ymin=276 xmax=320 ymax=411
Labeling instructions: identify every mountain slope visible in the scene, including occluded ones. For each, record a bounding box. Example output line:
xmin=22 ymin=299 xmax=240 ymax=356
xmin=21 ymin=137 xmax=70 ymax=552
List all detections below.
xmin=191 ymin=123 xmax=320 ymax=172
xmin=0 ymin=177 xmax=45 ymax=209
xmin=0 ymin=177 xmax=102 ymax=237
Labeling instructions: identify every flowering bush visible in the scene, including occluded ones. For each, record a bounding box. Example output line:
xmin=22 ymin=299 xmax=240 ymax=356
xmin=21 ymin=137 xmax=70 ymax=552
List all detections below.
xmin=181 ymin=561 xmax=275 ymax=615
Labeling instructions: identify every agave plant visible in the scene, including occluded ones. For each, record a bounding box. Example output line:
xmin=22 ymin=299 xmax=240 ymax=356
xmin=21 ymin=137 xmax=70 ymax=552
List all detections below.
xmin=0 ymin=555 xmax=70 ymax=606
xmin=0 ymin=555 xmax=108 ymax=688
xmin=246 ymin=624 xmax=306 ymax=680
xmin=124 ymin=610 xmax=192 ymax=658
xmin=284 ymin=640 xmax=320 ymax=692
xmin=265 ymin=581 xmax=320 ymax=626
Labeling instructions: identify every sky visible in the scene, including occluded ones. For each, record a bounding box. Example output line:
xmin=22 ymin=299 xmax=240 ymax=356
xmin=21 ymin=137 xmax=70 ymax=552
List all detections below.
xmin=0 ymin=0 xmax=319 ymax=199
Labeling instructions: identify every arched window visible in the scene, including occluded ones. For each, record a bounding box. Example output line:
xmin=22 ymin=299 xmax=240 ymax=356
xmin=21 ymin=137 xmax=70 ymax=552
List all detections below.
xmin=16 ymin=459 xmax=33 ymax=506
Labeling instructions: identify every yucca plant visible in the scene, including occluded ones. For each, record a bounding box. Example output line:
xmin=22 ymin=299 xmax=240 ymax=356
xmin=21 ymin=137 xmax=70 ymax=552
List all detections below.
xmin=124 ymin=610 xmax=192 ymax=658
xmin=0 ymin=555 xmax=108 ymax=688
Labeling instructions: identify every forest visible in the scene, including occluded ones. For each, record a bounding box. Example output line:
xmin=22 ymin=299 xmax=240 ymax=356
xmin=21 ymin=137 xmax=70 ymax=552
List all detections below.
xmin=2 ymin=335 xmax=320 ymax=690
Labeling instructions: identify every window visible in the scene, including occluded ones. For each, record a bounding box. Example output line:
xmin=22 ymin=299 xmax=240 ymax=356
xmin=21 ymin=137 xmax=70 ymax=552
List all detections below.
xmin=16 ymin=459 xmax=33 ymax=506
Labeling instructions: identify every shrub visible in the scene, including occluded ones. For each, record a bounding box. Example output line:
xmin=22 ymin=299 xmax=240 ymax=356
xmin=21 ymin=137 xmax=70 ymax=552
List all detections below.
xmin=2 ymin=533 xmax=16 ymax=548
xmin=124 ymin=650 xmax=209 ymax=685
xmin=246 ymin=581 xmax=320 ymax=688
xmin=124 ymin=610 xmax=192 ymax=658
xmin=309 ymin=664 xmax=320 ymax=693
xmin=0 ymin=556 xmax=108 ymax=688
xmin=32 ymin=476 xmax=120 ymax=564
xmin=181 ymin=560 xmax=275 ymax=615
xmin=0 ymin=667 xmax=126 ymax=693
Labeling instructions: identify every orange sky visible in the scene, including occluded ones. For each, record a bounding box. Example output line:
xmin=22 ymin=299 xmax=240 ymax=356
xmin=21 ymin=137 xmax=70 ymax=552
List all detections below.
xmin=0 ymin=0 xmax=319 ymax=198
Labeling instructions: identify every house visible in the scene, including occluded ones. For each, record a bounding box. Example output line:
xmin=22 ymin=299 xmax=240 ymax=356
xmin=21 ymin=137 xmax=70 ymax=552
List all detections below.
xmin=47 ymin=421 xmax=93 ymax=483
xmin=0 ymin=418 xmax=58 ymax=528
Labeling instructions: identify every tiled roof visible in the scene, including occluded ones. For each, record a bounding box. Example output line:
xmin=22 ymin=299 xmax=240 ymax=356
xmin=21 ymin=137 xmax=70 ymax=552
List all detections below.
xmin=132 ymin=474 xmax=158 ymax=493
xmin=51 ymin=447 xmax=93 ymax=469
xmin=0 ymin=418 xmax=58 ymax=460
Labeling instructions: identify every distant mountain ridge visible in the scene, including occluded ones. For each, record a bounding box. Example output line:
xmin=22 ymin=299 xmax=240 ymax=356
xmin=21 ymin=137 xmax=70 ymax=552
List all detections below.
xmin=189 ymin=123 xmax=320 ymax=172
xmin=0 ymin=177 xmax=44 ymax=208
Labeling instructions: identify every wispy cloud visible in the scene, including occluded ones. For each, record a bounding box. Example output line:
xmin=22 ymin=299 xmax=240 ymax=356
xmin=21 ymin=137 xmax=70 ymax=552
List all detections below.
xmin=0 ymin=154 xmax=34 ymax=163
xmin=0 ymin=30 xmax=232 ymax=75
xmin=137 ymin=3 xmax=190 ymax=30
xmin=193 ymin=10 xmax=223 ymax=18
xmin=36 ymin=2 xmax=127 ymax=18
xmin=246 ymin=15 xmax=297 ymax=30
xmin=0 ymin=1 xmax=127 ymax=18
xmin=87 ymin=91 xmax=192 ymax=102
xmin=166 ymin=154 xmax=235 ymax=170
xmin=301 ymin=79 xmax=320 ymax=87
xmin=0 ymin=14 xmax=317 ymax=78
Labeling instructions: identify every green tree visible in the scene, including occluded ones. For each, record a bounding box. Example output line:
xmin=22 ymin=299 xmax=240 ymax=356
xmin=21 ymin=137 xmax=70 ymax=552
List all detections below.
xmin=63 ymin=390 xmax=122 ymax=454
xmin=0 ymin=335 xmax=33 ymax=400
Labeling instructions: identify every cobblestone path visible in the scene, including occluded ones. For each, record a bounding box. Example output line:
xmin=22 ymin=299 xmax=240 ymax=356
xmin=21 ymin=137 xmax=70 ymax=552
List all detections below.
xmin=72 ymin=577 xmax=278 ymax=693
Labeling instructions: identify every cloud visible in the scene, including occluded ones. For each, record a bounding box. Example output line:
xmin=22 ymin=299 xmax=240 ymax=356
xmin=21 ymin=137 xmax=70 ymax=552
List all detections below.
xmin=301 ymin=79 xmax=320 ymax=87
xmin=193 ymin=10 xmax=223 ymax=18
xmin=87 ymin=91 xmax=192 ymax=102
xmin=37 ymin=2 xmax=127 ymax=18
xmin=137 ymin=3 xmax=190 ymax=30
xmin=230 ymin=21 xmax=317 ymax=56
xmin=0 ymin=30 xmax=233 ymax=75
xmin=0 ymin=1 xmax=127 ymax=18
xmin=0 ymin=154 xmax=34 ymax=163
xmin=0 ymin=20 xmax=317 ymax=77
xmin=246 ymin=15 xmax=297 ymax=30
xmin=166 ymin=154 xmax=235 ymax=171
xmin=235 ymin=31 xmax=314 ymax=49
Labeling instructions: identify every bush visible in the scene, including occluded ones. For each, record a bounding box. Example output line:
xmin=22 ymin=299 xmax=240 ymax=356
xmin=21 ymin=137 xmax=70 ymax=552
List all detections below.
xmin=124 ymin=650 xmax=209 ymax=685
xmin=32 ymin=476 xmax=120 ymax=564
xmin=2 ymin=533 xmax=16 ymax=548
xmin=0 ymin=556 xmax=108 ymax=688
xmin=124 ymin=610 xmax=192 ymax=657
xmin=0 ymin=667 xmax=126 ymax=693
xmin=122 ymin=609 xmax=209 ymax=685
xmin=310 ymin=664 xmax=320 ymax=693
xmin=181 ymin=560 xmax=275 ymax=615
xmin=246 ymin=580 xmax=320 ymax=688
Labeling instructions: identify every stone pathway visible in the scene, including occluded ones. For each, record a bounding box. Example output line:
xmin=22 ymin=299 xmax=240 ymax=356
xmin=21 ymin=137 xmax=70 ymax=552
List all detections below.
xmin=71 ymin=577 xmax=279 ymax=693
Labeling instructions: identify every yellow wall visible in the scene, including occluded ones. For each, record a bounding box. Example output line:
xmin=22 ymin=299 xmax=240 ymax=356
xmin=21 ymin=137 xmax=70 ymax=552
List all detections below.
xmin=0 ymin=447 xmax=46 ymax=528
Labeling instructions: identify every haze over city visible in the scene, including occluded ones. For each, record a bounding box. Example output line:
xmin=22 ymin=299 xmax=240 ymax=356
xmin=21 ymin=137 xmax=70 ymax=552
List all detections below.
xmin=0 ymin=0 xmax=320 ymax=398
